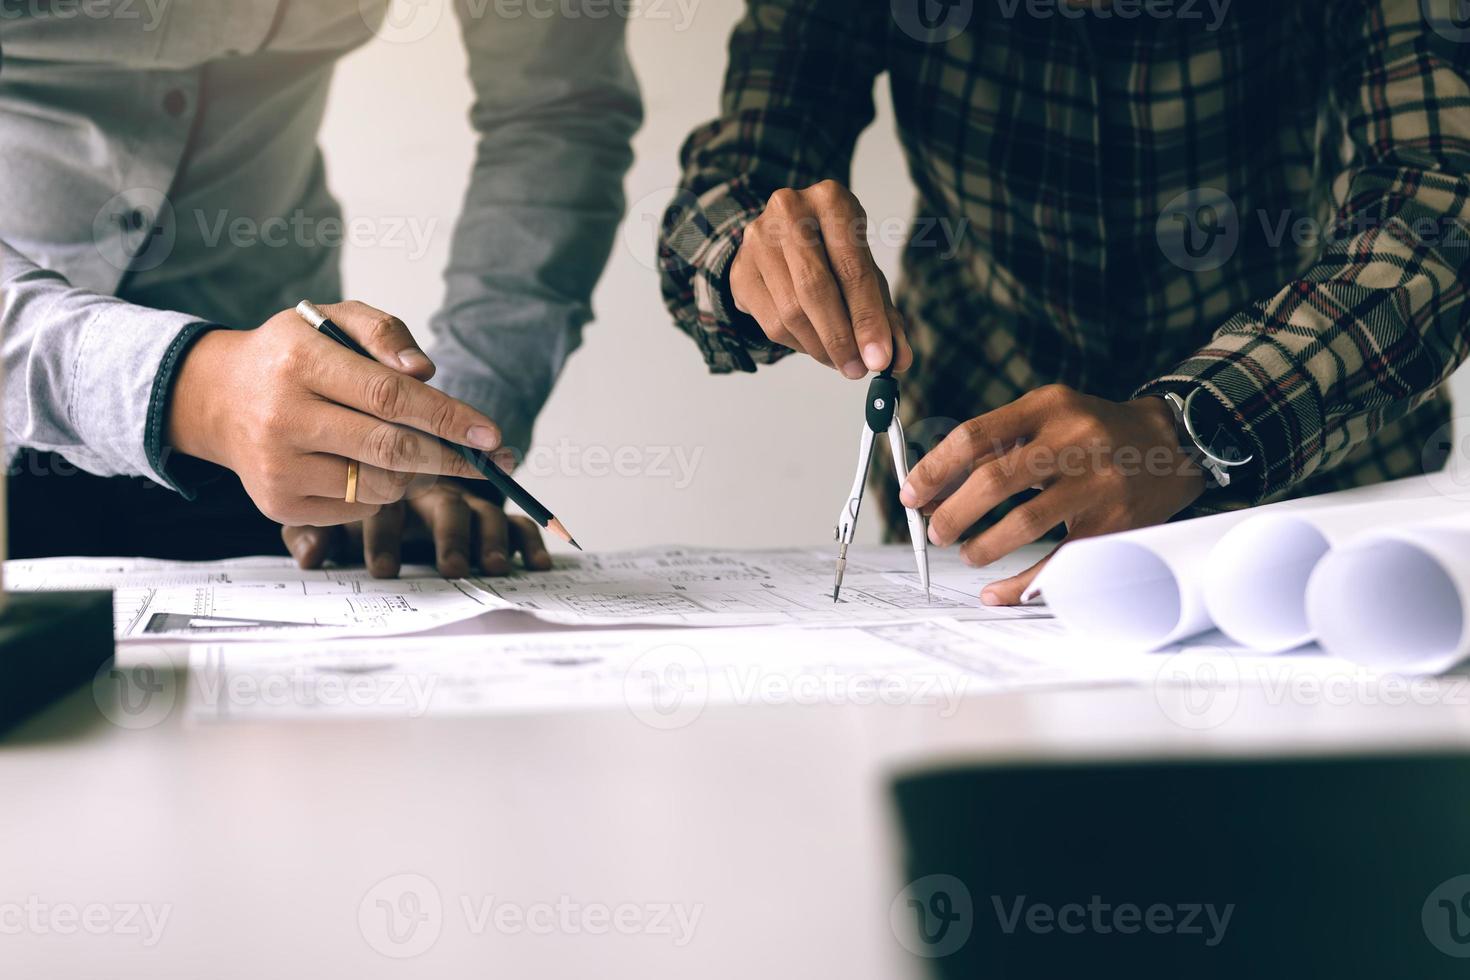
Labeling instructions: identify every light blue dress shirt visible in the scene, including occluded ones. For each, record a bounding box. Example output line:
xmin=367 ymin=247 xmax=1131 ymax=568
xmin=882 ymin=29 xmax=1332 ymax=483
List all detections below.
xmin=0 ymin=0 xmax=641 ymax=491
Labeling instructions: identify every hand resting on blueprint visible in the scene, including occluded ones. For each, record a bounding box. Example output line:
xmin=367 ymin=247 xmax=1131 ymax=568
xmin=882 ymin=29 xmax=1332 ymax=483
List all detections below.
xmin=901 ymin=386 xmax=1207 ymax=606
xmin=282 ymin=481 xmax=553 ymax=580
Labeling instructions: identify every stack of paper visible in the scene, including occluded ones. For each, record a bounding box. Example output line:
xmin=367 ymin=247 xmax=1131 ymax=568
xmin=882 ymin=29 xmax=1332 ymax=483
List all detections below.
xmin=6 ymin=545 xmax=1049 ymax=642
xmin=4 ymin=556 xmax=505 ymax=640
xmin=12 ymin=532 xmax=1419 ymax=722
xmin=1033 ymin=475 xmax=1470 ymax=673
xmin=184 ymin=618 xmax=1146 ymax=723
xmin=9 ymin=545 xmax=1115 ymax=722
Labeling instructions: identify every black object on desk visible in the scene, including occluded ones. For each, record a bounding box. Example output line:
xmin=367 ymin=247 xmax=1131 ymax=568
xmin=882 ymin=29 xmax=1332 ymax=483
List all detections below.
xmin=893 ymin=754 xmax=1470 ymax=978
xmin=0 ymin=591 xmax=113 ymax=734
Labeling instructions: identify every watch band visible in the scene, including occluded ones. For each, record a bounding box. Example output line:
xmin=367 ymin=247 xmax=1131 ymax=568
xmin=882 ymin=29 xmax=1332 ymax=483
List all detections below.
xmin=1161 ymin=390 xmax=1235 ymax=489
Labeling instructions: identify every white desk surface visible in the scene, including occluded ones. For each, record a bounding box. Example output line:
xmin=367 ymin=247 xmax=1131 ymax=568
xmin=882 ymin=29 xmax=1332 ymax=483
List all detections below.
xmin=6 ymin=620 xmax=1470 ymax=976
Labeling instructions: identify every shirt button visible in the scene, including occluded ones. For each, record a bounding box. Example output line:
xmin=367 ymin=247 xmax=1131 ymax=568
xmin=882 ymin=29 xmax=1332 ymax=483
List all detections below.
xmin=163 ymin=89 xmax=188 ymax=118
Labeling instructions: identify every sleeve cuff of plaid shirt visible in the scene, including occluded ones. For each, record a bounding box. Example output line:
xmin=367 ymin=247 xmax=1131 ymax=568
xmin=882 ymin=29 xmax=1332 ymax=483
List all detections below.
xmin=1134 ymin=326 xmax=1325 ymax=506
xmin=661 ymin=178 xmax=794 ymax=374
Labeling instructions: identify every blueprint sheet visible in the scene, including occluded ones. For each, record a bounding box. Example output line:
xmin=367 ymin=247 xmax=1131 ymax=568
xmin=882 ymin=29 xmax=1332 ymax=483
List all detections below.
xmin=466 ymin=544 xmax=1051 ymax=627
xmin=4 ymin=556 xmax=496 ymax=640
xmin=185 ymin=617 xmax=1118 ymax=722
xmin=6 ymin=545 xmax=1050 ymax=640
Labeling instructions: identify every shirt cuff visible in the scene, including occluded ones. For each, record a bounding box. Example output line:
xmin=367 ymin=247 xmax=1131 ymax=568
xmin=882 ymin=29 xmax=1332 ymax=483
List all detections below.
xmin=69 ymin=308 xmax=225 ymax=494
xmin=1133 ymin=322 xmax=1325 ymax=505
xmin=146 ymin=322 xmax=226 ymax=500
xmin=661 ymin=176 xmax=792 ymax=373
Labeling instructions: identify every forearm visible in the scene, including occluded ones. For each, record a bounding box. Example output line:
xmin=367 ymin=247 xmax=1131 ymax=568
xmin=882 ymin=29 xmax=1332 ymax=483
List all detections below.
xmin=431 ymin=122 xmax=636 ymax=455
xmin=1139 ymin=0 xmax=1470 ymax=503
xmin=1 ymin=238 xmax=216 ymax=490
xmin=1137 ymin=201 xmax=1470 ymax=503
xmin=435 ymin=0 xmax=641 ymax=457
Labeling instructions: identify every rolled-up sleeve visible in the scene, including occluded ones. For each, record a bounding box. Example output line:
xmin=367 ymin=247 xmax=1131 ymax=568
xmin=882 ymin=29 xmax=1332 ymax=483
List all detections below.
xmin=658 ymin=0 xmax=887 ymax=374
xmin=2 ymin=238 xmax=216 ymax=493
xmin=427 ymin=1 xmax=642 ymax=459
xmin=1136 ymin=0 xmax=1470 ymax=503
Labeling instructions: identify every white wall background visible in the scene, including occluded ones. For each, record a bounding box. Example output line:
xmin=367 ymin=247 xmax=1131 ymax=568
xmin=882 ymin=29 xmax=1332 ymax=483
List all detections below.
xmin=319 ymin=0 xmax=1469 ymax=554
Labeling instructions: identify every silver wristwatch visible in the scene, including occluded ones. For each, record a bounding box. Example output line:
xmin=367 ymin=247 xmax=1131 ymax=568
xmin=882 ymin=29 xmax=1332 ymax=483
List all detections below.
xmin=1160 ymin=389 xmax=1255 ymax=490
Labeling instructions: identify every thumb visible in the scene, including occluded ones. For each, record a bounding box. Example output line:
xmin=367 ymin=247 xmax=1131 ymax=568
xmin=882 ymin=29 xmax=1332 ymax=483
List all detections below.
xmin=986 ymin=515 xmax=1102 ymax=606
xmin=314 ymin=300 xmax=436 ymax=381
xmin=282 ymin=525 xmax=334 ymax=568
xmin=980 ymin=545 xmax=1058 ymax=607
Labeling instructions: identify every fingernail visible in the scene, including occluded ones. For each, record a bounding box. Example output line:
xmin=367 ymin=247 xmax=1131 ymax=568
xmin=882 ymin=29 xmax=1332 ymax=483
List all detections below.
xmin=980 ymin=589 xmax=1001 ymax=606
xmin=841 ymin=359 xmax=865 ymax=380
xmin=491 ymin=450 xmax=517 ymax=473
xmin=441 ymin=551 xmax=468 ymax=576
xmin=928 ymin=523 xmax=941 ymax=546
xmin=288 ymin=538 xmax=307 ymax=562
xmin=467 ymin=425 xmax=500 ymax=451
xmin=862 ymin=343 xmax=887 ymax=371
xmin=482 ymin=551 xmax=511 ymax=575
xmin=397 ymin=348 xmax=431 ymax=372
xmin=899 ymin=483 xmax=916 ymax=507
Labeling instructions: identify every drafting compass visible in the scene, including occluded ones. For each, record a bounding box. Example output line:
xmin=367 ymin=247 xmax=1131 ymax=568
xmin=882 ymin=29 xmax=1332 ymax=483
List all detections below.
xmin=832 ymin=364 xmax=930 ymax=603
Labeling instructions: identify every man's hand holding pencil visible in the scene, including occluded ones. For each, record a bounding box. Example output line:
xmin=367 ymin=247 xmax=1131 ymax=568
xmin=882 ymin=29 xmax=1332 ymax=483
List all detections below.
xmin=166 ymin=300 xmax=554 ymax=578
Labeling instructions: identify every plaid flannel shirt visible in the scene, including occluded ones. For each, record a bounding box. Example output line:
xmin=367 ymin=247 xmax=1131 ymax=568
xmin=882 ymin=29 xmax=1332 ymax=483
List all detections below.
xmin=660 ymin=0 xmax=1470 ymax=535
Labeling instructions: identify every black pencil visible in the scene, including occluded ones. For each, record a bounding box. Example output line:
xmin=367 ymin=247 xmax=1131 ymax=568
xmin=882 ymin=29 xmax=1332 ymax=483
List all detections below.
xmin=296 ymin=301 xmax=582 ymax=551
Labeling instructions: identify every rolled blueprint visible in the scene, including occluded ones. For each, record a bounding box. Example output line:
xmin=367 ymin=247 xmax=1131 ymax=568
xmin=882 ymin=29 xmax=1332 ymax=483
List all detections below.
xmin=1306 ymin=512 xmax=1470 ymax=674
xmin=1033 ymin=475 xmax=1449 ymax=650
xmin=1203 ymin=496 xmax=1470 ymax=652
xmin=1033 ymin=509 xmax=1245 ymax=648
